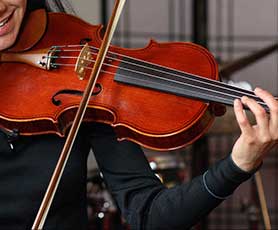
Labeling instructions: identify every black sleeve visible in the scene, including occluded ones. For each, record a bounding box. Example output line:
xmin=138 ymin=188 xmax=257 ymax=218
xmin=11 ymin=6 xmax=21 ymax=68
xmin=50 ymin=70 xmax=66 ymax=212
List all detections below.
xmin=86 ymin=123 xmax=254 ymax=230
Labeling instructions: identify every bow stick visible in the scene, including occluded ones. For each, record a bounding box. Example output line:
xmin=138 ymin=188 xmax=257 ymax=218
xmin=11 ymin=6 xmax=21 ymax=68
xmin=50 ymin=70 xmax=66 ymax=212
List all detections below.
xmin=32 ymin=0 xmax=126 ymax=229
xmin=255 ymin=172 xmax=272 ymax=229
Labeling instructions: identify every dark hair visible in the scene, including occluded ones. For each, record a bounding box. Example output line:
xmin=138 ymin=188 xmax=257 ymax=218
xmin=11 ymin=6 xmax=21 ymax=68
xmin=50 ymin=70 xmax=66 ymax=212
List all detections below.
xmin=27 ymin=0 xmax=75 ymax=14
xmin=27 ymin=0 xmax=45 ymax=11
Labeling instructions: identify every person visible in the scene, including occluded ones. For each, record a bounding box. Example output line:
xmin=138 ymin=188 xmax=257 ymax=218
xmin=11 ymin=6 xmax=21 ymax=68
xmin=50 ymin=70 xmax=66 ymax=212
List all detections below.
xmin=0 ymin=0 xmax=277 ymax=229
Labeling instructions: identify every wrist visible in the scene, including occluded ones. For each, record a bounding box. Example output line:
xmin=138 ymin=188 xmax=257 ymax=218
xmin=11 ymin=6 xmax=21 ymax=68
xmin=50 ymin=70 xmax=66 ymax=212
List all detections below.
xmin=203 ymin=155 xmax=254 ymax=198
xmin=231 ymin=153 xmax=262 ymax=173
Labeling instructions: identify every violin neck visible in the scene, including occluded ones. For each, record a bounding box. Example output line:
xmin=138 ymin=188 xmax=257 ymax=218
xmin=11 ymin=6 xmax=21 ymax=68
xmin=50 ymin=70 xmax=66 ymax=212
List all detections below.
xmin=114 ymin=57 xmax=269 ymax=113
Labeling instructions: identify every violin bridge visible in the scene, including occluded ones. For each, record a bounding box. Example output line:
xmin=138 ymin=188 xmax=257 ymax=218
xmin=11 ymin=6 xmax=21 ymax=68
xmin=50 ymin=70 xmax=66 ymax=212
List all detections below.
xmin=75 ymin=43 xmax=92 ymax=80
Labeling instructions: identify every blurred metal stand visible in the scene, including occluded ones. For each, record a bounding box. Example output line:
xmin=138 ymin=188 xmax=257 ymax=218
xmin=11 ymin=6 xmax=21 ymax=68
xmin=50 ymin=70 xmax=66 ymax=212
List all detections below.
xmin=219 ymin=42 xmax=278 ymax=79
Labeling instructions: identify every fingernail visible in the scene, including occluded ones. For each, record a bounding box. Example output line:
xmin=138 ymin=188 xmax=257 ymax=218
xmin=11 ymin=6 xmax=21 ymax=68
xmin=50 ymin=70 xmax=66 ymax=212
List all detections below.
xmin=241 ymin=96 xmax=248 ymax=102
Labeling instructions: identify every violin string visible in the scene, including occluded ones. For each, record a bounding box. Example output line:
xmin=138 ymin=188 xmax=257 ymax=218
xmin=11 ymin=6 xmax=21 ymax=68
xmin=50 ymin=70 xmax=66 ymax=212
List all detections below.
xmin=50 ymin=56 xmax=269 ymax=108
xmin=51 ymin=49 xmax=250 ymax=94
xmin=56 ymin=46 xmax=256 ymax=97
xmin=52 ymin=45 xmax=256 ymax=93
xmin=52 ymin=61 xmax=269 ymax=109
xmin=49 ymin=45 xmax=271 ymax=106
xmin=55 ymin=46 xmax=263 ymax=100
xmin=50 ymin=51 xmax=259 ymax=102
xmin=51 ymin=45 xmax=257 ymax=95
xmin=51 ymin=45 xmax=261 ymax=99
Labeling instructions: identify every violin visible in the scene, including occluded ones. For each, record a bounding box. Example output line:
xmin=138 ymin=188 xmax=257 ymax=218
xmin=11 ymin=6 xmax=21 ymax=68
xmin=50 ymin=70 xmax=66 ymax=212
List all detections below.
xmin=0 ymin=9 xmax=266 ymax=151
xmin=1 ymin=5 xmax=273 ymax=229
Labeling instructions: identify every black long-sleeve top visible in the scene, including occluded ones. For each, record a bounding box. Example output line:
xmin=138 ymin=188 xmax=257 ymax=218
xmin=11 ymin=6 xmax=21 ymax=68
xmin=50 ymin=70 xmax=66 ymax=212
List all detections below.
xmin=0 ymin=123 xmax=254 ymax=230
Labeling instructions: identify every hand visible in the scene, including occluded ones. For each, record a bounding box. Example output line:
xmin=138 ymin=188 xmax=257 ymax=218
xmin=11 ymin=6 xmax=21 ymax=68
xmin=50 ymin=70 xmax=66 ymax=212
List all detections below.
xmin=231 ymin=88 xmax=278 ymax=172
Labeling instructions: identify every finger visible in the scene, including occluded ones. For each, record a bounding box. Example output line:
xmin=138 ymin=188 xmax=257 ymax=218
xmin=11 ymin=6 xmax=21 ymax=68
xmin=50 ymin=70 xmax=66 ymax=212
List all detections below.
xmin=234 ymin=99 xmax=253 ymax=135
xmin=241 ymin=95 xmax=270 ymax=141
xmin=254 ymin=88 xmax=278 ymax=139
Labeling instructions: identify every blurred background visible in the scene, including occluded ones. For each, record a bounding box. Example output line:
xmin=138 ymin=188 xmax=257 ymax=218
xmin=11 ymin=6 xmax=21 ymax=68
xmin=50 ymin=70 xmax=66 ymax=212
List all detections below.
xmin=69 ymin=0 xmax=278 ymax=229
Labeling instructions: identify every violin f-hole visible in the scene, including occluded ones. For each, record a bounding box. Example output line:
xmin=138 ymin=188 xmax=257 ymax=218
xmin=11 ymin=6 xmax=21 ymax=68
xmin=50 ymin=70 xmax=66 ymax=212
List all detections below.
xmin=51 ymin=83 xmax=102 ymax=106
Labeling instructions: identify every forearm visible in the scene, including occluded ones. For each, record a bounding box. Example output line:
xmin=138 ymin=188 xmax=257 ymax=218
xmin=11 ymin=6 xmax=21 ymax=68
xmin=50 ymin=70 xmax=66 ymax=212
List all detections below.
xmin=144 ymin=155 xmax=254 ymax=229
xmin=87 ymin=124 xmax=254 ymax=230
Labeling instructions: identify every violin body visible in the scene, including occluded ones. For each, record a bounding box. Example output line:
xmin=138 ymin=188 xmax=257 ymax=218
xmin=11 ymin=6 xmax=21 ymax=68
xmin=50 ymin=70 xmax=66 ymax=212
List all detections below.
xmin=0 ymin=10 xmax=219 ymax=151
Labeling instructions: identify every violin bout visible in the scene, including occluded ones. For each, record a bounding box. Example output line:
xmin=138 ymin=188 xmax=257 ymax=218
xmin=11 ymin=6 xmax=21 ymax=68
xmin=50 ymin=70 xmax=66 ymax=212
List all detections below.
xmin=0 ymin=10 xmax=221 ymax=151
